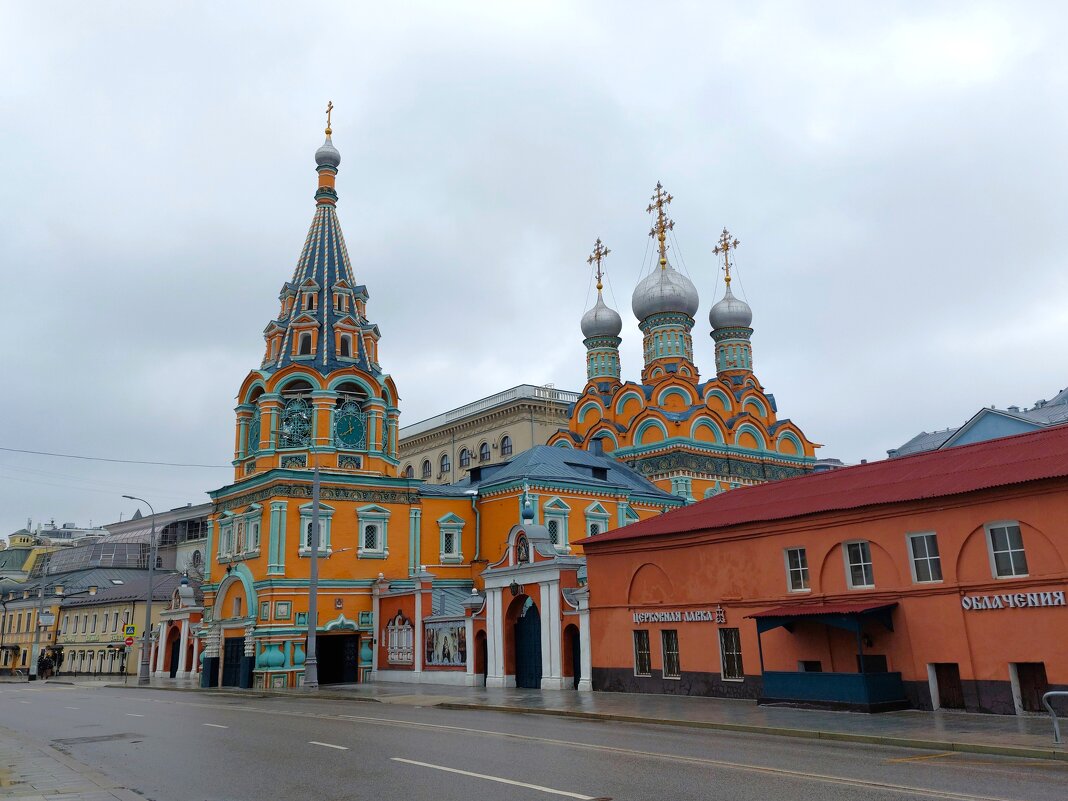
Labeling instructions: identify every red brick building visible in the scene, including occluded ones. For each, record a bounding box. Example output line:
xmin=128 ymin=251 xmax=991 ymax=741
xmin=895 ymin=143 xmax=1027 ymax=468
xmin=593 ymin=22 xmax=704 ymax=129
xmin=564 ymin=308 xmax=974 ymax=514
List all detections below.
xmin=582 ymin=426 xmax=1068 ymax=713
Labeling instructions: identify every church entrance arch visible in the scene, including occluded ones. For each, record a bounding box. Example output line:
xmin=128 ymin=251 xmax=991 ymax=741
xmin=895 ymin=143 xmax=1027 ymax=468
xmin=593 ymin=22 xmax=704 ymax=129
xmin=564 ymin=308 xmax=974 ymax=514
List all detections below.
xmin=509 ymin=595 xmax=542 ymax=689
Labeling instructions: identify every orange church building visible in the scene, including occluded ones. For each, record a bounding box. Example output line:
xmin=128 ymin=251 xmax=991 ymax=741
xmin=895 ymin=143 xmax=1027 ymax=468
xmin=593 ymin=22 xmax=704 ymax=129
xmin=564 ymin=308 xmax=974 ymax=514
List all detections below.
xmin=582 ymin=425 xmax=1068 ymax=714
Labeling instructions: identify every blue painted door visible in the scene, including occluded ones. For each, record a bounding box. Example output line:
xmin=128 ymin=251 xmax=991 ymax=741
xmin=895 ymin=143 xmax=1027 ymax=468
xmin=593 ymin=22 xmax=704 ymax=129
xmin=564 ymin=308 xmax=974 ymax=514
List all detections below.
xmin=514 ymin=599 xmax=542 ymax=689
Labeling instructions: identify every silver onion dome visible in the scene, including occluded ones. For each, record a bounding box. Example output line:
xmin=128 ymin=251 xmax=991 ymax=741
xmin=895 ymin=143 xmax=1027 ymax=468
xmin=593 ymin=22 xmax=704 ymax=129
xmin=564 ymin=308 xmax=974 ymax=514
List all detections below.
xmin=581 ymin=292 xmax=623 ymax=338
xmin=631 ymin=263 xmax=700 ymax=320
xmin=315 ymin=135 xmax=341 ymax=169
xmin=709 ymin=284 xmax=753 ymax=329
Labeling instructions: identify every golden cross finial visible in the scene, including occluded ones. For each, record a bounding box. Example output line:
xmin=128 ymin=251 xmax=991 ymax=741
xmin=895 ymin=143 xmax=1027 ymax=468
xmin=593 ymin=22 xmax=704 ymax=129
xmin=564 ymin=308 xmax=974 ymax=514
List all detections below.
xmin=587 ymin=238 xmax=611 ymax=291
xmin=646 ymin=181 xmax=675 ymax=269
xmin=325 ymin=100 xmax=334 ymax=135
xmin=713 ymin=227 xmax=740 ymax=286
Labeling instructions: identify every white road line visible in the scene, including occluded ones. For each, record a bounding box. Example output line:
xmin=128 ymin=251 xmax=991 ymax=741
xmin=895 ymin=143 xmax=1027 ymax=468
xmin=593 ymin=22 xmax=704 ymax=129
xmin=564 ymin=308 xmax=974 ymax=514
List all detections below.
xmin=391 ymin=758 xmax=597 ymax=800
xmin=64 ymin=706 xmax=80 ymax=710
xmin=18 ymin=700 xmax=30 ymax=704
xmin=125 ymin=713 xmax=144 ymax=717
xmin=203 ymin=723 xmax=229 ymax=729
xmin=309 ymin=741 xmax=348 ymax=750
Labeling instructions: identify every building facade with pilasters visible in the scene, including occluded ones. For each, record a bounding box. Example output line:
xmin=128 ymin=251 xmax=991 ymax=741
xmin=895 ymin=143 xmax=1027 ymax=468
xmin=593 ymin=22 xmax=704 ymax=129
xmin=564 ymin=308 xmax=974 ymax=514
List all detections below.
xmin=199 ymin=118 xmax=682 ymax=691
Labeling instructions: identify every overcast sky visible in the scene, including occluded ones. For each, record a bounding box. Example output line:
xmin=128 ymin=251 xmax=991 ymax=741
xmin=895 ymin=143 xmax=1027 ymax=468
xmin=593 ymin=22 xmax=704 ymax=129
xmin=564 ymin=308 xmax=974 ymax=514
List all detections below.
xmin=2 ymin=2 xmax=1067 ymax=537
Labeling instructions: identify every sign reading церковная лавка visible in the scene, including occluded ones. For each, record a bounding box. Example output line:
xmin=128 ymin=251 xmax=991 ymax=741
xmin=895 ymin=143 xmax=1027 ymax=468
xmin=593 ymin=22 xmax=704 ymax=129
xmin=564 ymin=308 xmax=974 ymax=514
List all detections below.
xmin=632 ymin=609 xmax=725 ymax=623
xmin=960 ymin=589 xmax=1066 ymax=610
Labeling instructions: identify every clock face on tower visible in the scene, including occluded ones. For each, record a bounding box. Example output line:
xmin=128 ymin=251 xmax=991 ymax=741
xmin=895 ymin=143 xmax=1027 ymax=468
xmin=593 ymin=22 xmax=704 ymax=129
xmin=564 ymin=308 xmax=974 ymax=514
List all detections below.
xmin=247 ymin=417 xmax=261 ymax=454
xmin=334 ymin=401 xmax=365 ymax=448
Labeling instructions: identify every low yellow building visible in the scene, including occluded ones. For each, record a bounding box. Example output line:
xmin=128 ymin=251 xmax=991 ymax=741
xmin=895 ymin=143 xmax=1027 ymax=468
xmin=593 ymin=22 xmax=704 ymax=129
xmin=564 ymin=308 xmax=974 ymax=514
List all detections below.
xmin=56 ymin=573 xmax=181 ymax=677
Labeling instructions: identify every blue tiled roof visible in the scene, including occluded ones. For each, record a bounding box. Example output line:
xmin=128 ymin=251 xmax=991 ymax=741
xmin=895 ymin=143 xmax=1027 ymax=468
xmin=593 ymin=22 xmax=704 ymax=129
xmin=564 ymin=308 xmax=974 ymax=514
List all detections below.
xmin=263 ymin=202 xmax=379 ymax=376
xmin=420 ymin=445 xmax=678 ymax=502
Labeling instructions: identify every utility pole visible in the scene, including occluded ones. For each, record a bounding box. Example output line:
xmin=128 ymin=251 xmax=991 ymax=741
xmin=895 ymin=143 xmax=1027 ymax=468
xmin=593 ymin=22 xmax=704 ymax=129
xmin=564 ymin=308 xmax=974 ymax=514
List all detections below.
xmin=122 ymin=495 xmax=157 ymax=686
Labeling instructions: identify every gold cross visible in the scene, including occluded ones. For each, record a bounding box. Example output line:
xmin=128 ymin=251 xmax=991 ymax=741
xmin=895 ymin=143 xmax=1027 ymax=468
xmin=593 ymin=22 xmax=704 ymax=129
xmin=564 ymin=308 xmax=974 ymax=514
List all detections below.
xmin=646 ymin=182 xmax=675 ymax=268
xmin=325 ymin=101 xmax=334 ymax=135
xmin=587 ymin=238 xmax=611 ymax=291
xmin=713 ymin=227 xmax=740 ymax=285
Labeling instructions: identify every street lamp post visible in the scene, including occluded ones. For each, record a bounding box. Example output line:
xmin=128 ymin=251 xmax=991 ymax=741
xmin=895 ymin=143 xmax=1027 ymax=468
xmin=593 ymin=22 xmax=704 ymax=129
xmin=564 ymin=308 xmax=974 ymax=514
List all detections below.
xmin=29 ymin=583 xmax=98 ymax=680
xmin=122 ymin=495 xmax=157 ymax=686
xmin=0 ymin=598 xmax=8 ymax=675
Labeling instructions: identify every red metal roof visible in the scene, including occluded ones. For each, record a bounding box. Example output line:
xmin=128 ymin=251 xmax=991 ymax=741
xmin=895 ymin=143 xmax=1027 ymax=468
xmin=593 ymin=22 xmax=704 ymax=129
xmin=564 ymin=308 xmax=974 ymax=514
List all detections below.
xmin=747 ymin=602 xmax=897 ymax=619
xmin=583 ymin=424 xmax=1068 ymax=546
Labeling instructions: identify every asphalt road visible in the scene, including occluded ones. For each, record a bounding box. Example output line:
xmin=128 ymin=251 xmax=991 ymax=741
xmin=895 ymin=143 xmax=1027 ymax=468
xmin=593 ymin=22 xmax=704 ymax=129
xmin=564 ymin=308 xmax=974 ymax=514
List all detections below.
xmin=1 ymin=684 xmax=1065 ymax=801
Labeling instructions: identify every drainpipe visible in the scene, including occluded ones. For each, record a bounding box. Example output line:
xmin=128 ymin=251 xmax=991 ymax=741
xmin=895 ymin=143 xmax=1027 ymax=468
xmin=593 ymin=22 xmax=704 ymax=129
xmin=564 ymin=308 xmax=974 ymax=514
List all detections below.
xmin=467 ymin=491 xmax=481 ymax=562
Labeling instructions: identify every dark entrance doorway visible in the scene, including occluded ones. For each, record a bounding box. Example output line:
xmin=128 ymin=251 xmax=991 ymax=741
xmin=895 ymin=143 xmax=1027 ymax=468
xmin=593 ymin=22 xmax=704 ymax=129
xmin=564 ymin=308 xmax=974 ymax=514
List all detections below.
xmin=1015 ymin=662 xmax=1049 ymax=712
xmin=568 ymin=626 xmax=581 ymax=689
xmin=475 ymin=630 xmax=487 ymax=687
xmin=317 ymin=635 xmax=358 ymax=685
xmin=513 ymin=597 xmax=542 ymax=689
xmin=168 ymin=637 xmax=180 ymax=678
xmin=933 ymin=663 xmax=964 ymax=709
xmin=221 ymin=637 xmax=244 ymax=687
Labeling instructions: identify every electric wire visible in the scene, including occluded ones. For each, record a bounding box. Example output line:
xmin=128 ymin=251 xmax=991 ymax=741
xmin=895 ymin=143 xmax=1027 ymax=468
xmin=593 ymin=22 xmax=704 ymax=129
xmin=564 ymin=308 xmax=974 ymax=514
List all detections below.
xmin=0 ymin=446 xmax=230 ymax=469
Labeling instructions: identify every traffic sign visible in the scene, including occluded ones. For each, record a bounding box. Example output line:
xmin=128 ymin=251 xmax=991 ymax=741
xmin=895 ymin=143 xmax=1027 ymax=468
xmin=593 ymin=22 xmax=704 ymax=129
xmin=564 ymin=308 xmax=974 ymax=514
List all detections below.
xmin=124 ymin=636 xmax=135 ymax=647
xmin=123 ymin=625 xmax=136 ymax=637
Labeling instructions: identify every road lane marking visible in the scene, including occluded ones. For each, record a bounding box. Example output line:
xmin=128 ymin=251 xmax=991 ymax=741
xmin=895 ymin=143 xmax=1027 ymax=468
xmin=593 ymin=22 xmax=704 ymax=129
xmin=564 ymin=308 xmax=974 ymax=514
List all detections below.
xmin=887 ymin=752 xmax=955 ymax=763
xmin=125 ymin=713 xmax=144 ymax=717
xmin=64 ymin=706 xmax=80 ymax=710
xmin=95 ymin=694 xmax=1042 ymax=801
xmin=391 ymin=758 xmax=597 ymax=799
xmin=18 ymin=700 xmax=30 ymax=704
xmin=203 ymin=723 xmax=229 ymax=729
xmin=309 ymin=740 xmax=348 ymax=750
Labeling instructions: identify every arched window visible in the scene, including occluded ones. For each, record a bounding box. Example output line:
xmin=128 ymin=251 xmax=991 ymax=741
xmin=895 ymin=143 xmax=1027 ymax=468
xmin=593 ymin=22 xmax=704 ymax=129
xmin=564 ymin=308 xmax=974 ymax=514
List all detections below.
xmin=459 ymin=448 xmax=470 ymax=468
xmin=387 ymin=613 xmax=413 ymax=664
xmin=403 ymin=465 xmax=414 ymax=478
xmin=500 ymin=435 xmax=513 ymax=457
xmin=191 ymin=550 xmax=202 ymax=568
xmin=422 ymin=460 xmax=432 ymax=478
xmin=479 ymin=442 xmax=491 ymax=462
xmin=515 ymin=535 xmax=530 ymax=564
xmin=280 ymin=395 xmax=312 ymax=448
xmin=440 ymin=454 xmax=451 ymax=475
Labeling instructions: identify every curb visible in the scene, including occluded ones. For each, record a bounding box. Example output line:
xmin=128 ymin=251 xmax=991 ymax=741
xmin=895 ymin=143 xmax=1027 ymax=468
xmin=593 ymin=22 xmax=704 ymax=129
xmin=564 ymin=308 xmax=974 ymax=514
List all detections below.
xmin=97 ymin=684 xmax=1067 ymax=763
xmin=435 ymin=702 xmax=1068 ymax=763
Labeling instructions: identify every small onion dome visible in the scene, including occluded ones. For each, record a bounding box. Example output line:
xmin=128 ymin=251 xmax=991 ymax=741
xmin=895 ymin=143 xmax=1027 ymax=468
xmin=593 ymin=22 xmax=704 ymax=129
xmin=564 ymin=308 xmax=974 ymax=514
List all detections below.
xmin=631 ymin=263 xmax=699 ymax=320
xmin=709 ymin=284 xmax=753 ymax=329
xmin=581 ymin=292 xmax=623 ymax=338
xmin=315 ymin=135 xmax=341 ymax=170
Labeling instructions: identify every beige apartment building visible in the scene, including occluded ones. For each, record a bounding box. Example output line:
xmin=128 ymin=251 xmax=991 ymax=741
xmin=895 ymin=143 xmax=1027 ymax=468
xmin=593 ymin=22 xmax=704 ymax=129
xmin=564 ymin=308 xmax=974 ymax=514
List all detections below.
xmin=398 ymin=384 xmax=579 ymax=484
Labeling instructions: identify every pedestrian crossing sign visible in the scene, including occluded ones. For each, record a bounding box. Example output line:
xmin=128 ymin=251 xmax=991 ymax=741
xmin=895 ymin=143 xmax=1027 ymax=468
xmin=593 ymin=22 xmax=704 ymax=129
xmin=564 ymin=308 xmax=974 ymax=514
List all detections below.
xmin=124 ymin=625 xmax=137 ymax=637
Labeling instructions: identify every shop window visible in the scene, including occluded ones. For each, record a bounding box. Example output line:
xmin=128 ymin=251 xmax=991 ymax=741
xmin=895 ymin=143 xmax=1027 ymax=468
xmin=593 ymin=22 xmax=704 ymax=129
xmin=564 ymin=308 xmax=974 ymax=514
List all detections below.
xmin=633 ymin=630 xmax=651 ymax=676
xmin=387 ymin=613 xmax=413 ymax=664
xmin=908 ymin=533 xmax=942 ymax=583
xmin=987 ymin=523 xmax=1028 ymax=578
xmin=719 ymin=627 xmax=744 ymax=681
xmin=844 ymin=541 xmax=875 ymax=589
xmin=500 ymin=435 xmax=513 ymax=457
xmin=661 ymin=630 xmax=680 ymax=679
xmin=785 ymin=547 xmax=809 ymax=591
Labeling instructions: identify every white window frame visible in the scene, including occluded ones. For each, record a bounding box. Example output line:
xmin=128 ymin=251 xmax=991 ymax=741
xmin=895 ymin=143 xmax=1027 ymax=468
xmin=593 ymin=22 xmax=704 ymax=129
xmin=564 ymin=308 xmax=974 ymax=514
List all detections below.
xmin=584 ymin=502 xmax=610 ymax=540
xmin=298 ymin=502 xmax=334 ymax=556
xmin=985 ymin=521 xmax=1028 ymax=579
xmin=544 ymin=497 xmax=571 ymax=552
xmin=907 ymin=532 xmax=943 ymax=583
xmin=783 ymin=546 xmax=810 ymax=592
xmin=843 ymin=540 xmax=875 ymax=589
xmin=632 ymin=630 xmax=651 ymax=677
xmin=437 ymin=513 xmax=465 ymax=565
xmin=357 ymin=504 xmax=390 ymax=559
xmin=386 ymin=614 xmax=413 ymax=664
xmin=719 ymin=627 xmax=744 ymax=681
xmin=661 ymin=629 xmax=680 ymax=679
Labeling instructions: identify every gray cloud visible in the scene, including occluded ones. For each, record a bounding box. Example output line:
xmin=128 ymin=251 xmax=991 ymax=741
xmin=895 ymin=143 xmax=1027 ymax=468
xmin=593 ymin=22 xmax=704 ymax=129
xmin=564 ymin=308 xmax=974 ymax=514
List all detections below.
xmin=2 ymin=2 xmax=1067 ymax=534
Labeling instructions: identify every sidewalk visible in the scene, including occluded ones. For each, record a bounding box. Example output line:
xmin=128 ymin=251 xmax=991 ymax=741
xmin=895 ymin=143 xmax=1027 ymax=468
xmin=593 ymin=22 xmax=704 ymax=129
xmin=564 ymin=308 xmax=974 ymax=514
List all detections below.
xmin=0 ymin=725 xmax=139 ymax=801
xmin=109 ymin=677 xmax=1068 ymax=762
